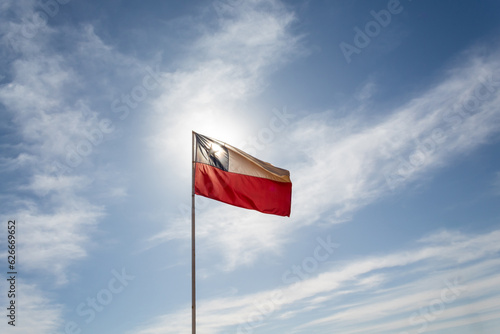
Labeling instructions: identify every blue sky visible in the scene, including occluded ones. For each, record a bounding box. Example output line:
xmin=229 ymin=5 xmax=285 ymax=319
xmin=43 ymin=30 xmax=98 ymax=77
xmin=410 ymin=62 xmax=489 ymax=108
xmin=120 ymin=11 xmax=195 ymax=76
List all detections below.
xmin=1 ymin=0 xmax=500 ymax=333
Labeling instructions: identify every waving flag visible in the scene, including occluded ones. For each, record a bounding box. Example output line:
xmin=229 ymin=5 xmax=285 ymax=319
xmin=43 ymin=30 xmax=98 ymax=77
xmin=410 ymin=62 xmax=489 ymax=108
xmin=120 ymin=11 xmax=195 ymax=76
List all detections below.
xmin=193 ymin=132 xmax=292 ymax=216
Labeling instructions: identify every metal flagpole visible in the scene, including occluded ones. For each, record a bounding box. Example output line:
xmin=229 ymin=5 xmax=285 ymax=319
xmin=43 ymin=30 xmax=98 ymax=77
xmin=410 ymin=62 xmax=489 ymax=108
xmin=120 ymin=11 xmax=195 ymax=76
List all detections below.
xmin=191 ymin=131 xmax=196 ymax=334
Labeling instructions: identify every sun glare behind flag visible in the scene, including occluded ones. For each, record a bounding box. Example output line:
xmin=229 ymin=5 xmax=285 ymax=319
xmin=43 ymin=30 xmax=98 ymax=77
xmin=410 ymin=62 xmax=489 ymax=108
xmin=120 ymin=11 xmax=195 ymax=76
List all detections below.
xmin=193 ymin=131 xmax=292 ymax=217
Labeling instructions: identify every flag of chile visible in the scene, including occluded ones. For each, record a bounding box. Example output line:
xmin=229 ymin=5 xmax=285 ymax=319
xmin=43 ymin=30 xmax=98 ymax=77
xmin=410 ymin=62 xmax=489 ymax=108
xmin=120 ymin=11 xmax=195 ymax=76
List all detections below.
xmin=193 ymin=132 xmax=292 ymax=217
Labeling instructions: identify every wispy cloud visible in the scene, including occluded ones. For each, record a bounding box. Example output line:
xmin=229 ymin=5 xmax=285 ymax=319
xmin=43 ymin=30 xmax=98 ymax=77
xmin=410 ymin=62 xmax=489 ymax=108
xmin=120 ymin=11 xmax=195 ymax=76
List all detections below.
xmin=146 ymin=0 xmax=304 ymax=179
xmin=0 ymin=0 xmax=130 ymax=283
xmin=291 ymin=47 xmax=500 ymax=224
xmin=4 ymin=201 xmax=104 ymax=284
xmin=152 ymin=42 xmax=500 ymax=272
xmin=2 ymin=1 xmax=499 ymax=333
xmin=143 ymin=0 xmax=307 ymax=269
xmin=131 ymin=228 xmax=500 ymax=333
xmin=0 ymin=282 xmax=62 ymax=334
xmin=0 ymin=3 xmax=136 ymax=330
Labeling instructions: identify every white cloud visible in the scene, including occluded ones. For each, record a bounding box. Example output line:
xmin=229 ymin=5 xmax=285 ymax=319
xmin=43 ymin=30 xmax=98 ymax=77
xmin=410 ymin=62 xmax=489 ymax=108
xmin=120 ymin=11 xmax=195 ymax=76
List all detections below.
xmin=151 ymin=44 xmax=500 ymax=272
xmin=0 ymin=0 xmax=127 ymax=284
xmin=290 ymin=49 xmax=500 ymax=225
xmin=146 ymin=0 xmax=304 ymax=182
xmin=142 ymin=0 xmax=307 ymax=270
xmin=2 ymin=1 xmax=499 ymax=333
xmin=0 ymin=282 xmax=62 ymax=334
xmin=131 ymin=228 xmax=500 ymax=334
xmin=354 ymin=78 xmax=377 ymax=102
xmin=3 ymin=201 xmax=104 ymax=285
xmin=194 ymin=0 xmax=302 ymax=67
xmin=21 ymin=174 xmax=90 ymax=196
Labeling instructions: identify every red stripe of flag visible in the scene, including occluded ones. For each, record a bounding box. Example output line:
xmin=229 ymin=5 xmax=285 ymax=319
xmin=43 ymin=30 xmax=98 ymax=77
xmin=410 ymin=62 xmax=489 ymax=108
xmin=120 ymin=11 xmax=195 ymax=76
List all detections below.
xmin=194 ymin=163 xmax=292 ymax=217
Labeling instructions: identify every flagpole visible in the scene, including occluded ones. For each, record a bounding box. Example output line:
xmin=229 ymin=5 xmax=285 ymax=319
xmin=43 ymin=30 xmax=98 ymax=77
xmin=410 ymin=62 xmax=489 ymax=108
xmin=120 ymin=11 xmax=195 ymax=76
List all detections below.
xmin=191 ymin=131 xmax=196 ymax=334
